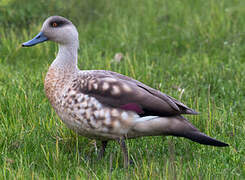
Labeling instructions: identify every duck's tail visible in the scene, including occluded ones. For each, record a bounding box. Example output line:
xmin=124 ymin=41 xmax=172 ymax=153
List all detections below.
xmin=129 ymin=115 xmax=228 ymax=147
xmin=173 ymin=128 xmax=228 ymax=146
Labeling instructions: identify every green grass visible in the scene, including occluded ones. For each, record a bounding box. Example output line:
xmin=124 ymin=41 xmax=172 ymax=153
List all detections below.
xmin=0 ymin=0 xmax=245 ymax=179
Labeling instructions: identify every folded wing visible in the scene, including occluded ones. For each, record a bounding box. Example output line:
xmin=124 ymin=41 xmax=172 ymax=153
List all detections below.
xmin=77 ymin=70 xmax=198 ymax=117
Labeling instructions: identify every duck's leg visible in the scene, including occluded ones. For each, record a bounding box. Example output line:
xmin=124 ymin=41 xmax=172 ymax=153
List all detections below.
xmin=98 ymin=141 xmax=108 ymax=159
xmin=117 ymin=138 xmax=129 ymax=168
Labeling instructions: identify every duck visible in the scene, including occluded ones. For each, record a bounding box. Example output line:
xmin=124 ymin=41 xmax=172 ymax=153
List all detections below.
xmin=22 ymin=16 xmax=228 ymax=167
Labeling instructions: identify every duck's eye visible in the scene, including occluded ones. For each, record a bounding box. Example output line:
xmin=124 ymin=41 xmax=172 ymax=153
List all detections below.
xmin=52 ymin=22 xmax=58 ymax=27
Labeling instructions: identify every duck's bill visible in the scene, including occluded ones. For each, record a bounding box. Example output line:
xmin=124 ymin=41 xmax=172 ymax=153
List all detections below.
xmin=22 ymin=32 xmax=48 ymax=47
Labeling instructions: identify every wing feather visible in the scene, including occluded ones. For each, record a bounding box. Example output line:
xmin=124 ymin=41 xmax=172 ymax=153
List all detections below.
xmin=77 ymin=70 xmax=198 ymax=116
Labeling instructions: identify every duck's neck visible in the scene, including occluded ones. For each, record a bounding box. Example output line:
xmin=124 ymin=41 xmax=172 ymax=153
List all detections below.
xmin=50 ymin=43 xmax=79 ymax=73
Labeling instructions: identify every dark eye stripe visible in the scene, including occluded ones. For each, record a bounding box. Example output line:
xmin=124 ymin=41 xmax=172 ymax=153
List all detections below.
xmin=49 ymin=20 xmax=69 ymax=28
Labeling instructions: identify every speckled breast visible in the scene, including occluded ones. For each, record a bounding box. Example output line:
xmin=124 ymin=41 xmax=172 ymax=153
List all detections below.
xmin=44 ymin=68 xmax=137 ymax=140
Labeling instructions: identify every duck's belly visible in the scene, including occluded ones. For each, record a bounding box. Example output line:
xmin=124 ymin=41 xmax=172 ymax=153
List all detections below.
xmin=53 ymin=91 xmax=138 ymax=140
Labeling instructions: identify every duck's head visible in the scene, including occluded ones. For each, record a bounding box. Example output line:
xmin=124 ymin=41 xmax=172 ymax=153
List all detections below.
xmin=22 ymin=16 xmax=78 ymax=47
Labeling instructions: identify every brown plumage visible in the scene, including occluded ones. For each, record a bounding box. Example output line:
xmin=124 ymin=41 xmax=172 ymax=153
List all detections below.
xmin=22 ymin=16 xmax=228 ymax=168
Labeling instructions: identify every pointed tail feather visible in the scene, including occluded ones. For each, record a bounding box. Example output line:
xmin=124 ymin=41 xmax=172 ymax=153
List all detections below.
xmin=180 ymin=131 xmax=229 ymax=147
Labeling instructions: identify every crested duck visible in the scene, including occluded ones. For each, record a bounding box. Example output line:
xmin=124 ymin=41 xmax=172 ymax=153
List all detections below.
xmin=22 ymin=16 xmax=228 ymax=167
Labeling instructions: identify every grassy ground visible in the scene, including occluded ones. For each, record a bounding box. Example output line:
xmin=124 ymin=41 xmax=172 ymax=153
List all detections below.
xmin=0 ymin=0 xmax=244 ymax=179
